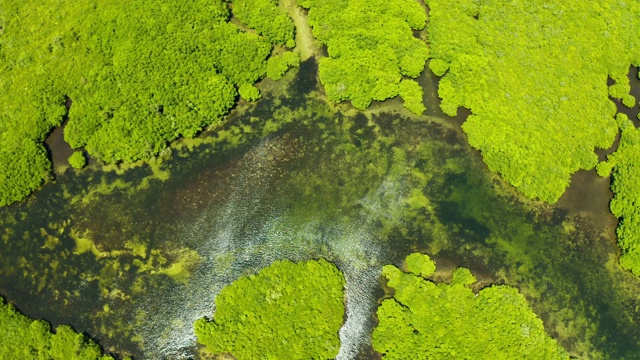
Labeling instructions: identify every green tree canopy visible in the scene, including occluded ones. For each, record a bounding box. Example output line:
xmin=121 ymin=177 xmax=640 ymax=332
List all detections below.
xmin=194 ymin=259 xmax=345 ymax=359
xmin=0 ymin=0 xmax=290 ymax=206
xmin=299 ymin=0 xmax=429 ymax=114
xmin=597 ymin=114 xmax=640 ymax=276
xmin=373 ymin=253 xmax=569 ymax=359
xmin=0 ymin=297 xmax=117 ymax=360
xmin=426 ymin=0 xmax=640 ymax=203
xmin=68 ymin=151 xmax=86 ymax=170
xmin=266 ymin=51 xmax=301 ymax=80
xmin=229 ymin=0 xmax=296 ymax=46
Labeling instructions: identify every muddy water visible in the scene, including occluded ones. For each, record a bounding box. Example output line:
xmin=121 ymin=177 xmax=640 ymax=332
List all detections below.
xmin=1 ymin=60 xmax=640 ymax=360
xmin=556 ymin=169 xmax=617 ymax=237
xmin=44 ymin=124 xmax=74 ymax=171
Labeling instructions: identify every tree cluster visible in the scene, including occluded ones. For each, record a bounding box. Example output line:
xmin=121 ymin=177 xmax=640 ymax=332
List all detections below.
xmin=298 ymin=0 xmax=429 ymax=114
xmin=597 ymin=114 xmax=640 ymax=276
xmin=373 ymin=253 xmax=569 ymax=359
xmin=426 ymin=0 xmax=640 ymax=203
xmin=68 ymin=151 xmax=86 ymax=169
xmin=229 ymin=0 xmax=296 ymax=47
xmin=0 ymin=0 xmax=297 ymax=206
xmin=194 ymin=259 xmax=345 ymax=359
xmin=267 ymin=52 xmax=301 ymax=80
xmin=0 ymin=297 xmax=118 ymax=360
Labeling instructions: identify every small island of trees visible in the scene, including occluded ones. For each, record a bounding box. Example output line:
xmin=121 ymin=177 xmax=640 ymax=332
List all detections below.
xmin=373 ymin=253 xmax=569 ymax=359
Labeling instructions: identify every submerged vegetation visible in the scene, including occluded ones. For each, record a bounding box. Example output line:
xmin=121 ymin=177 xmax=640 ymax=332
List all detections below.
xmin=0 ymin=0 xmax=297 ymax=207
xmin=373 ymin=253 xmax=568 ymax=359
xmin=0 ymin=297 xmax=117 ymax=360
xmin=195 ymin=259 xmax=345 ymax=359
xmin=426 ymin=0 xmax=640 ymax=203
xmin=299 ymin=0 xmax=428 ymax=113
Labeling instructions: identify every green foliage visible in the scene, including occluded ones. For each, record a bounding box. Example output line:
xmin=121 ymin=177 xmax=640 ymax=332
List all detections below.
xmin=426 ymin=0 xmax=640 ymax=203
xmin=0 ymin=0 xmax=282 ymax=206
xmin=596 ymin=161 xmax=613 ymax=177
xmin=238 ymin=83 xmax=261 ymax=101
xmin=266 ymin=51 xmax=301 ymax=80
xmin=68 ymin=151 xmax=86 ymax=170
xmin=429 ymin=58 xmax=450 ymax=77
xmin=622 ymin=94 xmax=636 ymax=108
xmin=299 ymin=0 xmax=428 ymax=112
xmin=373 ymin=254 xmax=569 ymax=359
xmin=229 ymin=0 xmax=295 ymax=46
xmin=598 ymin=114 xmax=640 ymax=276
xmin=0 ymin=140 xmax=51 ymax=207
xmin=0 ymin=297 xmax=114 ymax=360
xmin=206 ymin=23 xmax=272 ymax=86
xmin=405 ymin=252 xmax=435 ymax=277
xmin=398 ymin=79 xmax=426 ymax=115
xmin=194 ymin=259 xmax=345 ymax=359
xmin=451 ymin=267 xmax=476 ymax=285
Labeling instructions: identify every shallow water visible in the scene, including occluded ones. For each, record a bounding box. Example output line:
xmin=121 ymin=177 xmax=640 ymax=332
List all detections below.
xmin=1 ymin=60 xmax=640 ymax=360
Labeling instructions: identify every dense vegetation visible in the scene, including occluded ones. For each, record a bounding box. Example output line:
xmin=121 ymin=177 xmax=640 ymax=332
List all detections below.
xmin=229 ymin=0 xmax=296 ymax=47
xmin=597 ymin=114 xmax=640 ymax=276
xmin=68 ymin=152 xmax=86 ymax=170
xmin=426 ymin=0 xmax=640 ymax=203
xmin=373 ymin=253 xmax=568 ymax=359
xmin=0 ymin=0 xmax=296 ymax=207
xmin=267 ymin=52 xmax=301 ymax=80
xmin=194 ymin=259 xmax=345 ymax=359
xmin=0 ymin=297 xmax=116 ymax=359
xmin=299 ymin=0 xmax=429 ymax=113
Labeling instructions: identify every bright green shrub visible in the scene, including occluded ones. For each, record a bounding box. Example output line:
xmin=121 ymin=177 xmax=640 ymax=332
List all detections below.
xmin=0 ymin=140 xmax=51 ymax=207
xmin=373 ymin=253 xmax=569 ymax=359
xmin=68 ymin=151 xmax=86 ymax=169
xmin=206 ymin=22 xmax=272 ymax=86
xmin=598 ymin=114 xmax=640 ymax=276
xmin=429 ymin=58 xmax=450 ymax=77
xmin=451 ymin=267 xmax=476 ymax=285
xmin=398 ymin=79 xmax=426 ymax=115
xmin=266 ymin=52 xmax=301 ymax=80
xmin=426 ymin=0 xmax=640 ymax=203
xmin=229 ymin=0 xmax=295 ymax=46
xmin=238 ymin=83 xmax=261 ymax=101
xmin=0 ymin=0 xmax=281 ymax=205
xmin=622 ymin=94 xmax=636 ymax=108
xmin=194 ymin=259 xmax=345 ymax=359
xmin=405 ymin=252 xmax=435 ymax=277
xmin=596 ymin=161 xmax=613 ymax=177
xmin=299 ymin=0 xmax=428 ymax=112
xmin=0 ymin=297 xmax=116 ymax=360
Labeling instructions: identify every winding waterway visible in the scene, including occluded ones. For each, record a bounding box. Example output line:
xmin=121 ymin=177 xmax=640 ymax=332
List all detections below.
xmin=1 ymin=60 xmax=640 ymax=359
